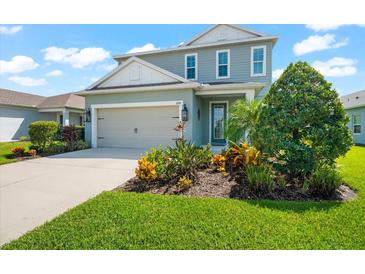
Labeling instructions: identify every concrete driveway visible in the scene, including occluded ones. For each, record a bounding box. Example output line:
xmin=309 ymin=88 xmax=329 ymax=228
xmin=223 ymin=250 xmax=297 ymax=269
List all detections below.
xmin=0 ymin=148 xmax=142 ymax=245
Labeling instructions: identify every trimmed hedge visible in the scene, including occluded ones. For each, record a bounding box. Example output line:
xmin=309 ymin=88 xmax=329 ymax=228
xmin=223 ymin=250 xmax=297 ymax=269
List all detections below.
xmin=28 ymin=121 xmax=59 ymax=152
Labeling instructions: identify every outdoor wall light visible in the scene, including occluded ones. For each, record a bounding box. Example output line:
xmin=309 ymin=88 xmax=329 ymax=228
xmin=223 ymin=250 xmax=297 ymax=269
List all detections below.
xmin=85 ymin=108 xmax=91 ymax=122
xmin=181 ymin=104 xmax=188 ymax=121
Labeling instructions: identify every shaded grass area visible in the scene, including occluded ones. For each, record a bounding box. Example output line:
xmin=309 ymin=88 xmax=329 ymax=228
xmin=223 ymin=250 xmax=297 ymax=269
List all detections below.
xmin=2 ymin=146 xmax=365 ymax=249
xmin=0 ymin=141 xmax=31 ymax=165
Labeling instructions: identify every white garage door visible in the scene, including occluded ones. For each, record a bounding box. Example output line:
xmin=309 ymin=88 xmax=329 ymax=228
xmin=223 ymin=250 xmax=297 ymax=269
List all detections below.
xmin=97 ymin=106 xmax=179 ymax=148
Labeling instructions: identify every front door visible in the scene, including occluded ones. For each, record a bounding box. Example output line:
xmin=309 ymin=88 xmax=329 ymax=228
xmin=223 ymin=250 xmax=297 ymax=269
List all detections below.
xmin=211 ymin=102 xmax=227 ymax=145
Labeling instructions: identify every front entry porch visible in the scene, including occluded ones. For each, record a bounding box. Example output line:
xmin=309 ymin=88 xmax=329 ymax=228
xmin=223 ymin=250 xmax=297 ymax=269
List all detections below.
xmin=193 ymin=82 xmax=264 ymax=147
xmin=38 ymin=107 xmax=85 ymax=126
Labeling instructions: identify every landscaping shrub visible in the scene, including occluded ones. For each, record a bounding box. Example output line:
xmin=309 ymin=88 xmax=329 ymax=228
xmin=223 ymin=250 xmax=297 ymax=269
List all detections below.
xmin=224 ymin=142 xmax=261 ymax=172
xmin=135 ymin=157 xmax=158 ymax=183
xmin=164 ymin=140 xmax=212 ymax=181
xmin=62 ymin=125 xmax=78 ymax=151
xmin=303 ymin=163 xmax=342 ymax=196
xmin=75 ymin=126 xmax=85 ymax=141
xmin=11 ymin=147 xmax=25 ymax=157
xmin=142 ymin=140 xmax=212 ymax=183
xmin=19 ymin=136 xmax=29 ymax=141
xmin=212 ymin=154 xmax=227 ymax=175
xmin=178 ymin=176 xmax=193 ymax=189
xmin=225 ymin=99 xmax=262 ymax=144
xmin=255 ymin=61 xmax=352 ymax=178
xmin=246 ymin=165 xmax=274 ymax=192
xmin=28 ymin=121 xmax=59 ymax=152
xmin=28 ymin=149 xmax=37 ymax=157
xmin=46 ymin=141 xmax=67 ymax=154
xmin=75 ymin=140 xmax=89 ymax=150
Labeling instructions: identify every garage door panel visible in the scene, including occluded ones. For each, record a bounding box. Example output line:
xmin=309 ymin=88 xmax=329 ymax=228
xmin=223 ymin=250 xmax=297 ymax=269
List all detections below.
xmin=97 ymin=106 xmax=179 ymax=148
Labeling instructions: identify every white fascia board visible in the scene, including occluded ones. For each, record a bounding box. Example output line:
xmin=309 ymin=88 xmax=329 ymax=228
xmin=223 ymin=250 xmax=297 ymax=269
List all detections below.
xmin=113 ymin=36 xmax=279 ymax=60
xmin=87 ymin=56 xmax=189 ymax=90
xmin=78 ymin=82 xmax=199 ymax=96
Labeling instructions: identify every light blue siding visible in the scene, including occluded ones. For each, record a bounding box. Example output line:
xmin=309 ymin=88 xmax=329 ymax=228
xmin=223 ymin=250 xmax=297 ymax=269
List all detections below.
xmin=346 ymin=107 xmax=365 ymax=145
xmin=119 ymin=41 xmax=273 ymax=97
xmin=0 ymin=105 xmax=56 ymax=141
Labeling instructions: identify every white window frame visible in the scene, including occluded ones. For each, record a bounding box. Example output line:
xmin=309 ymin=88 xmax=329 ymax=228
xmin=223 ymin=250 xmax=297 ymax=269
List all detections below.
xmin=185 ymin=53 xmax=198 ymax=81
xmin=216 ymin=49 xmax=230 ymax=79
xmin=353 ymin=114 xmax=361 ymax=135
xmin=251 ymin=45 xmax=266 ymax=77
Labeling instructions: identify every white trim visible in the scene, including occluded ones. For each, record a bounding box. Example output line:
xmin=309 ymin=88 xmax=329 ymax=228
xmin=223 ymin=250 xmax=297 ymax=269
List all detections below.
xmin=353 ymin=114 xmax=361 ymax=135
xmin=38 ymin=108 xmax=65 ymax=113
xmin=184 ymin=53 xmax=198 ymax=81
xmin=90 ymin=100 xmax=183 ymax=148
xmin=196 ymin=89 xmax=255 ymax=96
xmin=77 ymin=82 xmax=198 ymax=96
xmin=216 ymin=49 xmax=230 ymax=79
xmin=38 ymin=107 xmax=84 ymax=113
xmin=87 ymin=56 xmax=189 ymax=90
xmin=181 ymin=24 xmax=265 ymax=47
xmin=113 ymin=36 xmax=278 ymax=60
xmin=251 ymin=45 xmax=267 ymax=77
xmin=209 ymin=101 xmax=229 ymax=145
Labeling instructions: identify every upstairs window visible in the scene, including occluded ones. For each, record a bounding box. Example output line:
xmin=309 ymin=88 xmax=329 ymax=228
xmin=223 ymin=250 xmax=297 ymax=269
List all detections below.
xmin=185 ymin=53 xmax=197 ymax=80
xmin=353 ymin=114 xmax=361 ymax=134
xmin=251 ymin=46 xmax=266 ymax=77
xmin=216 ymin=50 xmax=230 ymax=78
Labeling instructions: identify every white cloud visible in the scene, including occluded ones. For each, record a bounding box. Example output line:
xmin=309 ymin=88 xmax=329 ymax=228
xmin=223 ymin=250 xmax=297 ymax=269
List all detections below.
xmin=42 ymin=47 xmax=110 ymax=68
xmin=0 ymin=56 xmax=39 ymax=74
xmin=99 ymin=63 xmax=117 ymax=71
xmin=9 ymin=76 xmax=47 ymax=86
xmin=0 ymin=25 xmax=23 ymax=34
xmin=293 ymin=34 xmax=348 ymax=56
xmin=312 ymin=57 xmax=357 ymax=77
xmin=46 ymin=69 xmax=63 ymax=77
xmin=306 ymin=24 xmax=365 ymax=32
xmin=272 ymin=69 xmax=284 ymax=80
xmin=305 ymin=24 xmax=345 ymax=32
xmin=126 ymin=43 xmax=160 ymax=54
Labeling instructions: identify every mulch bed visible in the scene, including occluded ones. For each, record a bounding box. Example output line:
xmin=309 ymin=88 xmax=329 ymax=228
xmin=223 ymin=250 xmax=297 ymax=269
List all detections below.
xmin=116 ymin=169 xmax=357 ymax=202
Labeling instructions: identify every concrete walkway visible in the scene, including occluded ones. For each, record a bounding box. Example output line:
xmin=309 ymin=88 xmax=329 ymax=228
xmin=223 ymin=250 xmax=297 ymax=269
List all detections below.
xmin=0 ymin=148 xmax=142 ymax=245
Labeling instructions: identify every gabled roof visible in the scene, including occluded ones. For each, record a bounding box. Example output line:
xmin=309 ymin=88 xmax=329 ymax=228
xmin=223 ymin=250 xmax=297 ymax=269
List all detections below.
xmin=179 ymin=24 xmax=265 ymax=47
xmin=113 ymin=25 xmax=278 ymax=61
xmin=340 ymin=90 xmax=365 ymax=109
xmin=0 ymin=88 xmax=45 ymax=108
xmin=87 ymin=56 xmax=190 ymax=90
xmin=0 ymin=88 xmax=84 ymax=110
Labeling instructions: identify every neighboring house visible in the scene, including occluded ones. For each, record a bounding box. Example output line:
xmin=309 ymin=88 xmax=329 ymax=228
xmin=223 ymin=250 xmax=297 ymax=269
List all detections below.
xmin=340 ymin=89 xmax=365 ymax=145
xmin=78 ymin=24 xmax=278 ymax=149
xmin=0 ymin=88 xmax=85 ymax=141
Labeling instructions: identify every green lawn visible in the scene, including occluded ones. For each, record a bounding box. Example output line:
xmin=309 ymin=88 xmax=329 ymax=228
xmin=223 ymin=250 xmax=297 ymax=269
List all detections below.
xmin=0 ymin=141 xmax=31 ymax=165
xmin=2 ymin=146 xmax=365 ymax=249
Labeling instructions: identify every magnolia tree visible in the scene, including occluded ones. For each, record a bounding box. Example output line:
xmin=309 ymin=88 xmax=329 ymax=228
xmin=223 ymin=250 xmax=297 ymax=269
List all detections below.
xmin=255 ymin=62 xmax=352 ymax=177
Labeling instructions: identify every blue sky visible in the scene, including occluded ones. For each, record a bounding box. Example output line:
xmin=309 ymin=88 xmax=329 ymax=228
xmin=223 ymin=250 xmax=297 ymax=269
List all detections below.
xmin=1 ymin=24 xmax=364 ymax=96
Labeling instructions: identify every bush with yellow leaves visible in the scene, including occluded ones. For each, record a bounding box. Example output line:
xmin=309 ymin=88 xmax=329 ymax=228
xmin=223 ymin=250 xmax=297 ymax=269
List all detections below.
xmin=225 ymin=142 xmax=261 ymax=171
xmin=135 ymin=157 xmax=158 ymax=183
xmin=178 ymin=176 xmax=193 ymax=188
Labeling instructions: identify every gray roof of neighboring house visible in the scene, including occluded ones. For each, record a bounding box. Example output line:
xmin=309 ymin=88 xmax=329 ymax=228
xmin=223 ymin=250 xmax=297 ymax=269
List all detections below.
xmin=340 ymin=90 xmax=365 ymax=109
xmin=37 ymin=93 xmax=85 ymax=110
xmin=0 ymin=88 xmax=45 ymax=108
xmin=0 ymin=88 xmax=85 ymax=110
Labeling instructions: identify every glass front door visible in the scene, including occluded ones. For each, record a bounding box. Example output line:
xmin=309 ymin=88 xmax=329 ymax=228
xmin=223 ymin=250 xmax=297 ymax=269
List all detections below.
xmin=211 ymin=102 xmax=227 ymax=145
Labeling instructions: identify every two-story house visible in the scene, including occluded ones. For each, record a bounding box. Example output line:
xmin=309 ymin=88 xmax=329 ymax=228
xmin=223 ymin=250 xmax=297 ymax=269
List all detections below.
xmin=78 ymin=24 xmax=278 ymax=148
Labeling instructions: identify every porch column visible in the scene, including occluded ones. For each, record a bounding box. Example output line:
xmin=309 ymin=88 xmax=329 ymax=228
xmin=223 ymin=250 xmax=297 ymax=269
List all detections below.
xmin=246 ymin=90 xmax=255 ymax=102
xmin=63 ymin=109 xmax=70 ymax=126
